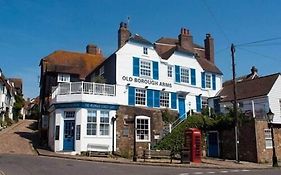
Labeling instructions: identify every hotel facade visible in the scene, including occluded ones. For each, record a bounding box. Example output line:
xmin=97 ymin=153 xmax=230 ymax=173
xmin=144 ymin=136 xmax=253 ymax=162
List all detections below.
xmin=42 ymin=23 xmax=223 ymax=155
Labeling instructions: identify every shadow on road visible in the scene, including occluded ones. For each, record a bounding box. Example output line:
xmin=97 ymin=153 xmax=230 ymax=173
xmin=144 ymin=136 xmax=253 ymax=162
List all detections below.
xmin=14 ymin=120 xmax=49 ymax=152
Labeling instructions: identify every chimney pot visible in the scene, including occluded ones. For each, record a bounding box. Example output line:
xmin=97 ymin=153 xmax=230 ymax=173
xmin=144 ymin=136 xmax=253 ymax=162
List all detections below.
xmin=251 ymin=66 xmax=258 ymax=74
xmin=86 ymin=44 xmax=101 ymax=55
xmin=178 ymin=27 xmax=193 ymax=52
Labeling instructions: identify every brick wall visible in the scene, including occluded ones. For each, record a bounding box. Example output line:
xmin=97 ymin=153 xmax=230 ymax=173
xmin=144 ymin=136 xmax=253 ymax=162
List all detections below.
xmin=220 ymin=119 xmax=257 ymax=162
xmin=115 ymin=105 xmax=164 ymax=158
xmin=255 ymin=120 xmax=281 ymax=163
xmin=220 ymin=119 xmax=281 ymax=163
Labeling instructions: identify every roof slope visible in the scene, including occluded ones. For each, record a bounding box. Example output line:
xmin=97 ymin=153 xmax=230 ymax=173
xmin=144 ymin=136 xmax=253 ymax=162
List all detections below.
xmin=218 ymin=73 xmax=280 ymax=102
xmin=42 ymin=50 xmax=104 ymax=79
xmin=155 ymin=37 xmax=222 ymax=74
xmin=196 ymin=57 xmax=222 ymax=75
xmin=129 ymin=34 xmax=152 ymax=46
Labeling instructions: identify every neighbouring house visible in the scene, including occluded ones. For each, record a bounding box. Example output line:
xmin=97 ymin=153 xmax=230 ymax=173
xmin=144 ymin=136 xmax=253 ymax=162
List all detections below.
xmin=25 ymin=97 xmax=40 ymax=120
xmin=39 ymin=45 xmax=104 ymax=142
xmin=43 ymin=22 xmax=222 ymax=156
xmin=208 ymin=67 xmax=281 ymax=163
xmin=0 ymin=69 xmax=16 ymax=127
xmin=8 ymin=78 xmax=25 ymax=119
xmin=8 ymin=78 xmax=23 ymax=96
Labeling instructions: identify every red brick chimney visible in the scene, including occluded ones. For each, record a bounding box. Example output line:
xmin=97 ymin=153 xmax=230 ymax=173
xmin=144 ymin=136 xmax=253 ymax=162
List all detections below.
xmin=86 ymin=44 xmax=101 ymax=55
xmin=204 ymin=33 xmax=214 ymax=63
xmin=118 ymin=22 xmax=131 ymax=49
xmin=178 ymin=28 xmax=194 ymax=52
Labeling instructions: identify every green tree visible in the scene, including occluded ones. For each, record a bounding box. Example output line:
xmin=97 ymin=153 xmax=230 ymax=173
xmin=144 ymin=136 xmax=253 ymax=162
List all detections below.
xmin=93 ymin=75 xmax=106 ymax=83
xmin=13 ymin=94 xmax=25 ymax=122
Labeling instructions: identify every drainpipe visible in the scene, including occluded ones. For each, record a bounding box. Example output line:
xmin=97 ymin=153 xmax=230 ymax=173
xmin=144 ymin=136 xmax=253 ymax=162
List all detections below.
xmin=111 ymin=115 xmax=117 ymax=155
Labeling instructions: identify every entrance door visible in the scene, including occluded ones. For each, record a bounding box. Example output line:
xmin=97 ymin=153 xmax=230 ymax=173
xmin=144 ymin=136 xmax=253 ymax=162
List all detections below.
xmin=207 ymin=131 xmax=219 ymax=157
xmin=178 ymin=98 xmax=186 ymax=119
xmin=63 ymin=120 xmax=75 ymax=151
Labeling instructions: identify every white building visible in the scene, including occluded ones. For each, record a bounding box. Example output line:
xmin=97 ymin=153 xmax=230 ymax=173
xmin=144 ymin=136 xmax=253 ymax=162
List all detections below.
xmin=47 ymin=23 xmax=223 ymax=154
xmin=0 ymin=69 xmax=15 ymax=127
xmin=209 ymin=67 xmax=281 ymax=123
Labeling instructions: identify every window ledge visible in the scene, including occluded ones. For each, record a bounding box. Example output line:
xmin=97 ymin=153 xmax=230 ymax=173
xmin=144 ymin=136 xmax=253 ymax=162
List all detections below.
xmin=136 ymin=140 xmax=151 ymax=143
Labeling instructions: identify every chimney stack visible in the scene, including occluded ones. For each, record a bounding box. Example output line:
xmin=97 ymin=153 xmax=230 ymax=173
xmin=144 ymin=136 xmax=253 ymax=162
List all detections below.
xmin=178 ymin=27 xmax=194 ymax=52
xmin=204 ymin=33 xmax=214 ymax=63
xmin=251 ymin=66 xmax=258 ymax=75
xmin=118 ymin=22 xmax=131 ymax=49
xmin=86 ymin=44 xmax=101 ymax=55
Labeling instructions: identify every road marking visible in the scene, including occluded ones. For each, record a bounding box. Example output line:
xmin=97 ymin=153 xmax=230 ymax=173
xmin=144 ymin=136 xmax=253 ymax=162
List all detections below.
xmin=220 ymin=170 xmax=229 ymax=173
xmin=178 ymin=169 xmax=251 ymax=175
xmin=0 ymin=170 xmax=5 ymax=175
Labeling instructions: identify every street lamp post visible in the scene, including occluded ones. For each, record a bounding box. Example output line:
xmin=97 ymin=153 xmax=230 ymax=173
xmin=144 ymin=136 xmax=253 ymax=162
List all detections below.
xmin=133 ymin=115 xmax=137 ymax=162
xmin=266 ymin=109 xmax=278 ymax=167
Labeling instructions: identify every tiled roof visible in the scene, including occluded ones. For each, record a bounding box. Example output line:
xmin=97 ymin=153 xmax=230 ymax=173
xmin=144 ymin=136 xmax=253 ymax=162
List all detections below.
xmin=217 ymin=73 xmax=280 ymax=102
xmin=156 ymin=37 xmax=178 ymax=45
xmin=155 ymin=37 xmax=204 ymax=48
xmin=8 ymin=78 xmax=22 ymax=89
xmin=196 ymin=57 xmax=223 ymax=75
xmin=155 ymin=37 xmax=222 ymax=74
xmin=129 ymin=34 xmax=153 ymax=46
xmin=41 ymin=50 xmax=104 ymax=79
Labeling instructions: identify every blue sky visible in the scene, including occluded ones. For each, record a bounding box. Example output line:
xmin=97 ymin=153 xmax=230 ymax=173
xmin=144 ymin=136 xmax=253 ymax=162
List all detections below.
xmin=1 ymin=0 xmax=281 ymax=98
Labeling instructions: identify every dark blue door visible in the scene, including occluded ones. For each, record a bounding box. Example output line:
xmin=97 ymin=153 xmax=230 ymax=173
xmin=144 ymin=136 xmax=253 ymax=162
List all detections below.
xmin=207 ymin=132 xmax=219 ymax=157
xmin=63 ymin=120 xmax=75 ymax=151
xmin=178 ymin=98 xmax=186 ymax=119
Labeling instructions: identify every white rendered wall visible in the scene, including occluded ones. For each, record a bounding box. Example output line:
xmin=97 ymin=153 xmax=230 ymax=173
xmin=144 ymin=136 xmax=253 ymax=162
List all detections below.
xmin=115 ymin=41 xmax=222 ymax=112
xmin=268 ymin=75 xmax=281 ymax=123
xmin=53 ymin=107 xmax=116 ymax=153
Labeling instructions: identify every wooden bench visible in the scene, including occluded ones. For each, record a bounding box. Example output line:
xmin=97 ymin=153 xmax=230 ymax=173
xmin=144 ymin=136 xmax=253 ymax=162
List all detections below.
xmin=86 ymin=143 xmax=109 ymax=157
xmin=142 ymin=150 xmax=173 ymax=163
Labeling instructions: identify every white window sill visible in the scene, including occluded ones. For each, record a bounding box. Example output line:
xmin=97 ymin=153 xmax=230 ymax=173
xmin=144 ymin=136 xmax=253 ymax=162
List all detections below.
xmin=84 ymin=135 xmax=111 ymax=138
xmin=136 ymin=139 xmax=151 ymax=143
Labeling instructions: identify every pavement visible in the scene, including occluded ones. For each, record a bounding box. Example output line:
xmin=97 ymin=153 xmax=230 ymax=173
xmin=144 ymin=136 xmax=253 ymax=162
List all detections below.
xmin=35 ymin=148 xmax=273 ymax=169
xmin=0 ymin=119 xmax=277 ymax=170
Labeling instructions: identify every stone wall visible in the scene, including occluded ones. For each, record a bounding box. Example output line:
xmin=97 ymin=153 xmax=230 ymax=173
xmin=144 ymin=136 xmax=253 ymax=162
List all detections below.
xmin=115 ymin=105 xmax=164 ymax=158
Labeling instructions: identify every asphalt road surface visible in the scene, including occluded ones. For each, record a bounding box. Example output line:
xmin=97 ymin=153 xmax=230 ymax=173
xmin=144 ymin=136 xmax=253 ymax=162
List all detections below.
xmin=0 ymin=154 xmax=280 ymax=175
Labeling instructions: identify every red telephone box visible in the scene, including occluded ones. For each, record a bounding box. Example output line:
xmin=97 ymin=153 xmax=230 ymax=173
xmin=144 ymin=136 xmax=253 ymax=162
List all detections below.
xmin=185 ymin=128 xmax=201 ymax=163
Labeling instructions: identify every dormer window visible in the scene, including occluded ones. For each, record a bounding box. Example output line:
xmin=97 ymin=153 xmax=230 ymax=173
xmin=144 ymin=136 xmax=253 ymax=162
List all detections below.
xmin=58 ymin=73 xmax=70 ymax=83
xmin=143 ymin=47 xmax=148 ymax=55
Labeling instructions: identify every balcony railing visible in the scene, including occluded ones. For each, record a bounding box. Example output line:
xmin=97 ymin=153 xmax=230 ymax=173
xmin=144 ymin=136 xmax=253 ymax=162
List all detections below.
xmin=52 ymin=82 xmax=115 ymax=98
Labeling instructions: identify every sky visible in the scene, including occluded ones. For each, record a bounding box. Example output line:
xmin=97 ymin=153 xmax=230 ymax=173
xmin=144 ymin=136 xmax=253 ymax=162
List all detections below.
xmin=1 ymin=0 xmax=281 ymax=98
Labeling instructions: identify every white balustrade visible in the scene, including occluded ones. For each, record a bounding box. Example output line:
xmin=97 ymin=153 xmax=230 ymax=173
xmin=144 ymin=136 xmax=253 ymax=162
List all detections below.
xmin=52 ymin=82 xmax=115 ymax=98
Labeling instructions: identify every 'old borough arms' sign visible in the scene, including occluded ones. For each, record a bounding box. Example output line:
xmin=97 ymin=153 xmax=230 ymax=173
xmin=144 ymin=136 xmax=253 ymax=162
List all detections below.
xmin=122 ymin=76 xmax=172 ymax=88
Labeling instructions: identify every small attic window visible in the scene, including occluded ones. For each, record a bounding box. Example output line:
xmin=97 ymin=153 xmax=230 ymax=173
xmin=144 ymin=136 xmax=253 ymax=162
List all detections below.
xmin=99 ymin=66 xmax=104 ymax=76
xmin=58 ymin=73 xmax=70 ymax=83
xmin=143 ymin=47 xmax=148 ymax=55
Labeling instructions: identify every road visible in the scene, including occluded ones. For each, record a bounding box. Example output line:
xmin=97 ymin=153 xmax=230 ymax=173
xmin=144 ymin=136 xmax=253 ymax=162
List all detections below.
xmin=0 ymin=120 xmax=38 ymax=155
xmin=0 ymin=154 xmax=280 ymax=175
